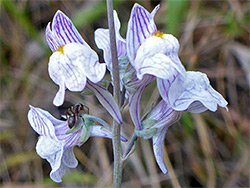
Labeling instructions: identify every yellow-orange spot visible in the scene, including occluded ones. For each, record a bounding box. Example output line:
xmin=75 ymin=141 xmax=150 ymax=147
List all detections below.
xmin=152 ymin=31 xmax=165 ymax=38
xmin=56 ymin=45 xmax=65 ymax=54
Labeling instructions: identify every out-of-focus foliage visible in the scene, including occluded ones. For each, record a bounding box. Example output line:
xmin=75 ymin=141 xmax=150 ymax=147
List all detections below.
xmin=0 ymin=0 xmax=249 ymax=187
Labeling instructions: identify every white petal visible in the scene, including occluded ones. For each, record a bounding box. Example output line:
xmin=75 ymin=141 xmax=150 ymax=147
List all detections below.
xmin=90 ymin=126 xmax=112 ymax=138
xmin=95 ymin=10 xmax=126 ymax=69
xmin=95 ymin=28 xmax=111 ymax=66
xmin=129 ymin=85 xmax=145 ymax=130
xmin=62 ymin=147 xmax=78 ymax=168
xmin=64 ymin=43 xmax=105 ymax=84
xmin=152 ymin=127 xmax=168 ymax=174
xmin=36 ymin=136 xmax=65 ymax=183
xmin=50 ymin=164 xmax=67 ymax=183
xmin=36 ymin=136 xmax=62 ymax=159
xmin=48 ymin=43 xmax=106 ymax=104
xmin=49 ymin=44 xmax=87 ymax=92
xmin=46 ymin=22 xmax=62 ymax=52
xmin=90 ymin=126 xmax=127 ymax=142
xmin=51 ymin=10 xmax=89 ymax=47
xmin=28 ymin=106 xmax=59 ymax=140
xmin=169 ymin=71 xmax=228 ymax=112
xmin=156 ymin=74 xmax=178 ymax=103
xmin=127 ymin=3 xmax=158 ymax=64
xmin=134 ymin=35 xmax=186 ymax=80
xmin=145 ymin=100 xmax=182 ymax=129
xmin=86 ymin=81 xmax=122 ymax=124
xmin=53 ymin=83 xmax=66 ymax=106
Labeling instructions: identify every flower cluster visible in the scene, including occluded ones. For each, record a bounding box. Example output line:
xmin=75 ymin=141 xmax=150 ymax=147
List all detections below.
xmin=95 ymin=3 xmax=227 ymax=174
xmin=28 ymin=3 xmax=228 ymax=182
xmin=28 ymin=10 xmax=125 ymax=182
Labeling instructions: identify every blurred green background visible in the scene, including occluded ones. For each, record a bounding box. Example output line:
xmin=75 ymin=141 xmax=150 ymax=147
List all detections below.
xmin=0 ymin=0 xmax=249 ymax=187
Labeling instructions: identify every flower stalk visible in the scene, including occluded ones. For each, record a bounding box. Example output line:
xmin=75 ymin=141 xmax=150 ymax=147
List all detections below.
xmin=106 ymin=0 xmax=122 ymax=187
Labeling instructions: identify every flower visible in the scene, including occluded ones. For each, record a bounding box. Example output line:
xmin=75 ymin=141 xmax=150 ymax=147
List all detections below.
xmin=126 ymin=3 xmax=186 ymax=80
xmin=46 ymin=10 xmax=106 ymax=106
xmin=157 ymin=71 xmax=228 ymax=113
xmin=94 ymin=8 xmax=155 ymax=129
xmin=94 ymin=10 xmax=129 ymax=89
xmin=124 ymin=3 xmax=188 ymax=130
xmin=139 ymin=100 xmax=182 ymax=174
xmin=95 ymin=11 xmax=127 ymax=72
xmin=27 ymin=105 xmax=126 ymax=182
xmin=138 ymin=71 xmax=228 ymax=174
xmin=46 ymin=11 xmax=123 ymax=124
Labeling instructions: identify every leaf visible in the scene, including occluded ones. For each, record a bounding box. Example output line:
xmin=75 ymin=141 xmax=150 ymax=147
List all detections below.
xmin=166 ymin=0 xmax=189 ymax=35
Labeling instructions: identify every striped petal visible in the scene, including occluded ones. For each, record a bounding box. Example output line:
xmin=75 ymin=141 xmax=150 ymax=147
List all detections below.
xmin=134 ymin=34 xmax=186 ymax=80
xmin=62 ymin=147 xmax=78 ymax=168
xmin=127 ymin=3 xmax=159 ymax=64
xmin=86 ymin=81 xmax=122 ymax=124
xmin=46 ymin=22 xmax=62 ymax=52
xmin=36 ymin=136 xmax=65 ymax=183
xmin=169 ymin=71 xmax=228 ymax=112
xmin=156 ymin=72 xmax=178 ymax=103
xmin=152 ymin=126 xmax=168 ymax=174
xmin=129 ymin=85 xmax=145 ymax=130
xmin=90 ymin=126 xmax=127 ymax=142
xmin=95 ymin=10 xmax=126 ymax=68
xmin=146 ymin=100 xmax=182 ymax=129
xmin=128 ymin=75 xmax=154 ymax=130
xmin=48 ymin=43 xmax=106 ymax=106
xmin=46 ymin=10 xmax=89 ymax=51
xmin=28 ymin=105 xmax=61 ymax=140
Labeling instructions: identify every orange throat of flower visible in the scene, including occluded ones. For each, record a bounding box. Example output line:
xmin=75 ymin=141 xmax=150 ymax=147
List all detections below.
xmin=152 ymin=31 xmax=164 ymax=38
xmin=56 ymin=45 xmax=65 ymax=54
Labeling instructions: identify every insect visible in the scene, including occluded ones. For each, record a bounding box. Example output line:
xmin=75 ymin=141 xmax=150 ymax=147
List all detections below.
xmin=65 ymin=103 xmax=89 ymax=129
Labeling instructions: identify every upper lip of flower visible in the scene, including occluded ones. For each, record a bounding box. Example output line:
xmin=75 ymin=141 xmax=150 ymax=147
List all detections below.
xmin=126 ymin=3 xmax=186 ymax=81
xmin=46 ymin=10 xmax=90 ymax=52
xmin=28 ymin=105 xmax=82 ymax=145
xmin=126 ymin=3 xmax=160 ymax=64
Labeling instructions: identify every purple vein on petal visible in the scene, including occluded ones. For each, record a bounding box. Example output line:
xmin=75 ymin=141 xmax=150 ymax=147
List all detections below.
xmin=136 ymin=8 xmax=146 ymax=40
xmin=46 ymin=23 xmax=60 ymax=52
xmin=134 ymin=13 xmax=141 ymax=48
xmin=86 ymin=82 xmax=122 ymax=124
xmin=54 ymin=15 xmax=66 ymax=44
xmin=47 ymin=35 xmax=56 ymax=52
xmin=131 ymin=14 xmax=136 ymax=61
xmin=62 ymin=16 xmax=77 ymax=43
xmin=129 ymin=86 xmax=144 ymax=130
xmin=139 ymin=8 xmax=150 ymax=35
xmin=57 ymin=13 xmax=72 ymax=43
xmin=30 ymin=108 xmax=56 ymax=139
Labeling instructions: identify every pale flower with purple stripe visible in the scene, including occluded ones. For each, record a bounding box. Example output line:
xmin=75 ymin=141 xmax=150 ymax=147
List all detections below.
xmin=137 ymin=71 xmax=228 ymax=174
xmin=158 ymin=71 xmax=228 ymax=113
xmin=46 ymin=10 xmax=106 ymax=106
xmin=139 ymin=100 xmax=182 ymax=174
xmin=94 ymin=10 xmax=129 ymax=88
xmin=95 ymin=10 xmax=127 ymax=70
xmin=126 ymin=3 xmax=186 ymax=80
xmin=27 ymin=105 xmax=118 ymax=183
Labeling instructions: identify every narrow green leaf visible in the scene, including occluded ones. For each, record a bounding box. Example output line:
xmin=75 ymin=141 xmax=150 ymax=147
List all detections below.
xmin=166 ymin=0 xmax=189 ymax=35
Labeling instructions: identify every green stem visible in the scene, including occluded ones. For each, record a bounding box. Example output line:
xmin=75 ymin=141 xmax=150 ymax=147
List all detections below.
xmin=106 ymin=0 xmax=122 ymax=187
